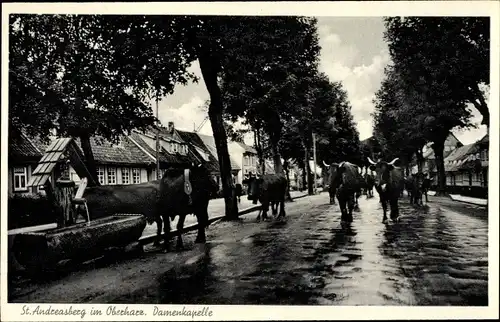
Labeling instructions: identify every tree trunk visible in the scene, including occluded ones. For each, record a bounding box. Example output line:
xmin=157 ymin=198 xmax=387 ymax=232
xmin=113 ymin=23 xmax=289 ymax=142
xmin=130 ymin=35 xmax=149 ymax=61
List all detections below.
xmin=254 ymin=128 xmax=265 ymax=175
xmin=431 ymin=139 xmax=447 ymax=196
xmin=198 ymin=54 xmax=238 ymax=219
xmin=283 ymin=159 xmax=293 ymax=201
xmin=302 ymin=144 xmax=313 ymax=195
xmin=270 ymin=131 xmax=283 ymax=175
xmin=79 ymin=132 xmax=100 ymax=186
xmin=300 ymin=163 xmax=307 ymax=191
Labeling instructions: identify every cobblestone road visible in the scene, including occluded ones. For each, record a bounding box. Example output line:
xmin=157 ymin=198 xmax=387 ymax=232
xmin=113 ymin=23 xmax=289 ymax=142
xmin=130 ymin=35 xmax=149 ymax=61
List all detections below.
xmin=9 ymin=191 xmax=489 ymax=306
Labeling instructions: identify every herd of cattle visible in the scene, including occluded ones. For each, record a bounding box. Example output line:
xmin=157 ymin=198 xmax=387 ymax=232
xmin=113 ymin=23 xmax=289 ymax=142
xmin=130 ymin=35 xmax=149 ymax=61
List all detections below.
xmin=323 ymin=157 xmax=432 ymax=223
xmin=80 ymin=158 xmax=431 ymax=251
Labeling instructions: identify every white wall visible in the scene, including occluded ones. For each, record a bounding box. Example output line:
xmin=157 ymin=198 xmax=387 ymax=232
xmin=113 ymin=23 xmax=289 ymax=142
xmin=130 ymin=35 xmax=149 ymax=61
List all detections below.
xmin=227 ymin=142 xmax=245 ymax=184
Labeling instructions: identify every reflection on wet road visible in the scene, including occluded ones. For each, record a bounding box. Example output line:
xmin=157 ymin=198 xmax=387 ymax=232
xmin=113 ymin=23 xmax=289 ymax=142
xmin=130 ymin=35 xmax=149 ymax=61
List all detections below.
xmin=159 ymin=192 xmax=488 ymax=305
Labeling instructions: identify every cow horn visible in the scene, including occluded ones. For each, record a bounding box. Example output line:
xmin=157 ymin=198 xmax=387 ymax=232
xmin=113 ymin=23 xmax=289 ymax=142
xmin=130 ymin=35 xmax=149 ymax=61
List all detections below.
xmin=322 ymin=160 xmax=330 ymax=168
xmin=197 ymin=163 xmax=202 ymax=168
xmin=388 ymin=157 xmax=399 ymax=166
xmin=367 ymin=157 xmax=377 ymax=165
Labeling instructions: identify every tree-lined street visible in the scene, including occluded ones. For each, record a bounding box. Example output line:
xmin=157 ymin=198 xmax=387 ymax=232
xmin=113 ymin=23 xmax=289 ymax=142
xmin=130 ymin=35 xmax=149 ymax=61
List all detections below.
xmin=7 ymin=12 xmax=493 ymax=312
xmin=10 ymin=192 xmax=488 ymax=305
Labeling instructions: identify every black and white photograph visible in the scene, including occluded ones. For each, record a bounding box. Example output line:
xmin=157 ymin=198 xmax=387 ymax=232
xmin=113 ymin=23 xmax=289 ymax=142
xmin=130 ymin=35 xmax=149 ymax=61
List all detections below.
xmin=1 ymin=1 xmax=498 ymax=321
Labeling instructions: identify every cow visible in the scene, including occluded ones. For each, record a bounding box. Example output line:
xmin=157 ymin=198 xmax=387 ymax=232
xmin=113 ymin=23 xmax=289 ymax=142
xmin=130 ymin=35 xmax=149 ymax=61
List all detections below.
xmin=323 ymin=161 xmax=341 ymax=204
xmin=246 ymin=173 xmax=287 ymax=222
xmin=364 ymin=172 xmax=375 ymax=198
xmin=334 ymin=162 xmax=364 ymax=223
xmin=367 ymin=157 xmax=405 ymax=223
xmin=422 ymin=175 xmax=432 ymax=203
xmin=83 ymin=180 xmax=160 ymax=222
xmin=156 ymin=164 xmax=219 ymax=250
xmin=405 ymin=172 xmax=426 ymax=206
xmin=83 ymin=163 xmax=218 ymax=251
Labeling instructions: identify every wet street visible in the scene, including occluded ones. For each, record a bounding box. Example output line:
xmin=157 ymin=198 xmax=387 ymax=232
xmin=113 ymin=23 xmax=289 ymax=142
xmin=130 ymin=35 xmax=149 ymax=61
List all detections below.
xmin=160 ymin=192 xmax=489 ymax=306
xmin=10 ymin=191 xmax=488 ymax=306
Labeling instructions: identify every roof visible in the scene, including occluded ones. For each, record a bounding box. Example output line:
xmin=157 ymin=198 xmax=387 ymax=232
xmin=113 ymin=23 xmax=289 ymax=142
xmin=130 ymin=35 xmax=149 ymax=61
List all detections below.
xmin=8 ymin=131 xmax=43 ymax=162
xmin=196 ymin=133 xmax=241 ymax=170
xmin=28 ymin=138 xmax=98 ymax=187
xmin=444 ymin=144 xmax=478 ymax=172
xmin=477 ymin=133 xmax=489 ymax=146
xmin=74 ymin=135 xmax=155 ymax=166
xmin=158 ymin=126 xmax=184 ymax=143
xmin=130 ymin=131 xmax=195 ymax=166
xmin=236 ymin=142 xmax=257 ymax=154
xmin=177 ymin=130 xmax=221 ymax=173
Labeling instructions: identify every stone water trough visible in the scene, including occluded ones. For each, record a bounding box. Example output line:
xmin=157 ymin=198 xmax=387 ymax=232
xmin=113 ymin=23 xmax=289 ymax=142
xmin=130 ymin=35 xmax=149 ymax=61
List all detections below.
xmin=12 ymin=214 xmax=146 ymax=273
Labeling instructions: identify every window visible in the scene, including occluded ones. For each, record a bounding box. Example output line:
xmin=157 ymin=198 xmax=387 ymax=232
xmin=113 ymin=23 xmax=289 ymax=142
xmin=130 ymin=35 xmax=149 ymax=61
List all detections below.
xmin=13 ymin=166 xmax=28 ymax=191
xmin=122 ymin=168 xmax=130 ymax=184
xmin=132 ymin=168 xmax=141 ymax=184
xmin=244 ymin=156 xmax=250 ymax=166
xmin=107 ymin=167 xmax=117 ymax=185
xmin=97 ymin=167 xmax=105 ymax=185
xmin=481 ymin=150 xmax=488 ymax=162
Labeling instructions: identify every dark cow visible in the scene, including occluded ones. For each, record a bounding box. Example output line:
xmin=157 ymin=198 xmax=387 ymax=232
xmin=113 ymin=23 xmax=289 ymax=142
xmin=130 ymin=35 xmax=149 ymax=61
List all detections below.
xmin=83 ymin=180 xmax=159 ymax=221
xmin=83 ymin=163 xmax=218 ymax=251
xmin=246 ymin=174 xmax=287 ymax=221
xmin=354 ymin=167 xmax=364 ymax=208
xmin=156 ymin=164 xmax=218 ymax=250
xmin=364 ymin=172 xmax=375 ymax=198
xmin=334 ymin=162 xmax=364 ymax=222
xmin=368 ymin=157 xmax=405 ymax=223
xmin=323 ymin=161 xmax=340 ymax=204
xmin=405 ymin=172 xmax=426 ymax=206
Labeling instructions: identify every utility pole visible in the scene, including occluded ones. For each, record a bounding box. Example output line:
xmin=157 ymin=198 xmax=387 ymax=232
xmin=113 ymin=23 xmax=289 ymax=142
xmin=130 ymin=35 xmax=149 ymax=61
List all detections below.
xmin=155 ymin=94 xmax=161 ymax=180
xmin=312 ymin=132 xmax=317 ymax=194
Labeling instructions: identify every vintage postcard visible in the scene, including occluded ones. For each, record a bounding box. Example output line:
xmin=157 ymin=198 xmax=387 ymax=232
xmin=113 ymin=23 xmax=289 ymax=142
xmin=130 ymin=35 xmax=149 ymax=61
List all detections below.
xmin=1 ymin=1 xmax=499 ymax=321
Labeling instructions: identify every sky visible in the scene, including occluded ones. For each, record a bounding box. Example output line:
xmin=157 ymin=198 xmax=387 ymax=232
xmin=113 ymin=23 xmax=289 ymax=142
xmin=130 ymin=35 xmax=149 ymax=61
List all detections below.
xmin=154 ymin=17 xmax=487 ymax=146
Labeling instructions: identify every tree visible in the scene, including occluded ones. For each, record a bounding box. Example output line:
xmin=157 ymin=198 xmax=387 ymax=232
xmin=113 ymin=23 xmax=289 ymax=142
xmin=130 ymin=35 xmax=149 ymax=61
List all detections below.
xmin=384 ymin=17 xmax=490 ymax=127
xmin=372 ymin=65 xmax=428 ymax=174
xmin=375 ymin=49 xmax=475 ymax=195
xmin=218 ymin=17 xmax=321 ymax=176
xmin=9 ymin=14 xmax=196 ymax=184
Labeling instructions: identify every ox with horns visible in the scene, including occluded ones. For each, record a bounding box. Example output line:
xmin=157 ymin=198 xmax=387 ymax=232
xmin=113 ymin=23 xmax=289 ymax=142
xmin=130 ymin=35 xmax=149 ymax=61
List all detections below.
xmin=323 ymin=161 xmax=363 ymax=222
xmin=367 ymin=157 xmax=405 ymax=223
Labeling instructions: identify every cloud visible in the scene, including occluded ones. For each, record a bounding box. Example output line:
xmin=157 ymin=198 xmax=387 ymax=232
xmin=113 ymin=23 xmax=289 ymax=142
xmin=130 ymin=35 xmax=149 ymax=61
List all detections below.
xmin=318 ymin=23 xmax=390 ymax=140
xmin=157 ymin=95 xmax=210 ymax=134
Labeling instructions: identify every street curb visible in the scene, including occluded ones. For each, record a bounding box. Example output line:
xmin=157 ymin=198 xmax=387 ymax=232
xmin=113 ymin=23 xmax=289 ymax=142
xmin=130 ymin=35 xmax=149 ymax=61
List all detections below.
xmin=448 ymin=195 xmax=488 ymax=207
xmin=138 ymin=193 xmax=309 ymax=245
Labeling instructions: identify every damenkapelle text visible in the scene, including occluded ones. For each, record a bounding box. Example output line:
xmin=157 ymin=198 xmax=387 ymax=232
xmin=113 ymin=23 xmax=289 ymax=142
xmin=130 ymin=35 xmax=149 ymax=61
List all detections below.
xmin=153 ymin=306 xmax=213 ymax=318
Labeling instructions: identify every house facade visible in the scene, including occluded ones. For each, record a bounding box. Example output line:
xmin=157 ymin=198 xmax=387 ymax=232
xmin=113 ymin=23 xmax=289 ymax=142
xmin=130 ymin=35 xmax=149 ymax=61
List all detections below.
xmin=411 ymin=132 xmax=463 ymax=182
xmin=443 ymin=134 xmax=488 ymax=198
xmin=7 ymin=131 xmax=45 ymax=196
xmin=196 ymin=133 xmax=241 ymax=188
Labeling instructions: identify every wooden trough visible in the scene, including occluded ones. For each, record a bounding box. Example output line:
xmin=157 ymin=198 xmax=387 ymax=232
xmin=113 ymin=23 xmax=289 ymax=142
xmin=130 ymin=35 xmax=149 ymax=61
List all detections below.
xmin=12 ymin=137 xmax=148 ymax=274
xmin=12 ymin=214 xmax=146 ymax=273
